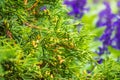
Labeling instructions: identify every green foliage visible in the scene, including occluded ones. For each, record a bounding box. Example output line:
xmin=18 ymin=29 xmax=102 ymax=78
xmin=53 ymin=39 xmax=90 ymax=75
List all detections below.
xmin=0 ymin=0 xmax=120 ymax=80
xmin=92 ymin=59 xmax=120 ymax=80
xmin=0 ymin=0 xmax=94 ymax=79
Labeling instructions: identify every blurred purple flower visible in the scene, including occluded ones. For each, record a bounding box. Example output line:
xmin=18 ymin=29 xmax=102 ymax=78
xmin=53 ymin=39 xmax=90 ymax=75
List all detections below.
xmin=64 ymin=0 xmax=88 ymax=18
xmin=96 ymin=2 xmax=115 ymax=27
xmin=107 ymin=0 xmax=120 ymax=50
xmin=97 ymin=58 xmax=103 ymax=64
xmin=111 ymin=17 xmax=120 ymax=50
xmin=117 ymin=0 xmax=120 ymax=15
xmin=117 ymin=0 xmax=120 ymax=7
xmin=97 ymin=46 xmax=108 ymax=55
xmin=40 ymin=6 xmax=47 ymax=11
xmin=96 ymin=2 xmax=115 ymax=55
